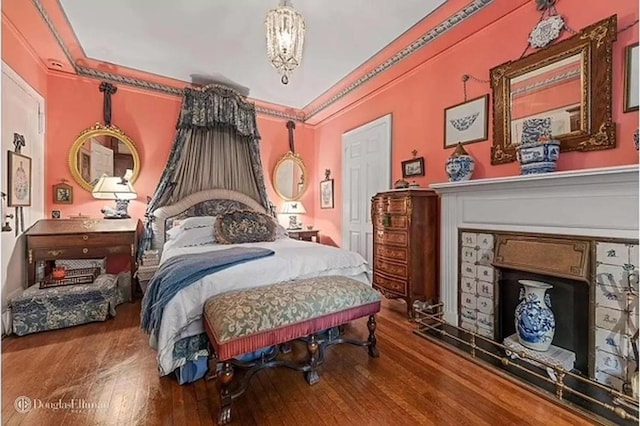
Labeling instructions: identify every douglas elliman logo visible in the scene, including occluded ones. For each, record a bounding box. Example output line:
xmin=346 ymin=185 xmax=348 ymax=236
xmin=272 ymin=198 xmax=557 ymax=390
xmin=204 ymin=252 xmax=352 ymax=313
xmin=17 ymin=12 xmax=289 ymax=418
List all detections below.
xmin=14 ymin=395 xmax=108 ymax=413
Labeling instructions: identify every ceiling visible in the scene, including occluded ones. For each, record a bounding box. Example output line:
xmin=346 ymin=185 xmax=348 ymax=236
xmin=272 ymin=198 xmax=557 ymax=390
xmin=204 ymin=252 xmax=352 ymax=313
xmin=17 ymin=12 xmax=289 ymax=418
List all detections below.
xmin=58 ymin=0 xmax=447 ymax=109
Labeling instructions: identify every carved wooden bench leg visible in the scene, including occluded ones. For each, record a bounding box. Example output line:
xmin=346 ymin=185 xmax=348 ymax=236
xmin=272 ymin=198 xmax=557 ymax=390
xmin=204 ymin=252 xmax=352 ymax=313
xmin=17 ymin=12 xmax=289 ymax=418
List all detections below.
xmin=206 ymin=343 xmax=218 ymax=380
xmin=217 ymin=362 xmax=234 ymax=425
xmin=305 ymin=334 xmax=320 ymax=385
xmin=367 ymin=315 xmax=379 ymax=358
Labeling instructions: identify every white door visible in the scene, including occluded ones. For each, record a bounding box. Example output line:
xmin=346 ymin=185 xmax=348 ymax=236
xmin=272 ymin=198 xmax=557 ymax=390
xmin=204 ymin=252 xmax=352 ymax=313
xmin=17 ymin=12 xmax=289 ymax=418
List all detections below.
xmin=1 ymin=63 xmax=45 ymax=332
xmin=341 ymin=114 xmax=392 ymax=266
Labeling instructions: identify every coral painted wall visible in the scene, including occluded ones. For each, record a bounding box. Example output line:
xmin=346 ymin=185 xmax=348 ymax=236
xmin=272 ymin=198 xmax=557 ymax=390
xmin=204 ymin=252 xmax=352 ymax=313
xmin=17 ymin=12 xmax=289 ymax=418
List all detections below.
xmin=44 ymin=73 xmax=314 ymax=222
xmin=2 ymin=15 xmax=48 ymax=97
xmin=311 ymin=1 xmax=639 ymax=246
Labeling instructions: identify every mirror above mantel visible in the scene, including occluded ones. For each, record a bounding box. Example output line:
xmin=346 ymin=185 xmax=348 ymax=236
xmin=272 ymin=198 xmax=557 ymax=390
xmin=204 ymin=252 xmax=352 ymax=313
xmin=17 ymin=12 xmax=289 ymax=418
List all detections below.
xmin=490 ymin=15 xmax=617 ymax=165
xmin=68 ymin=122 xmax=141 ymax=192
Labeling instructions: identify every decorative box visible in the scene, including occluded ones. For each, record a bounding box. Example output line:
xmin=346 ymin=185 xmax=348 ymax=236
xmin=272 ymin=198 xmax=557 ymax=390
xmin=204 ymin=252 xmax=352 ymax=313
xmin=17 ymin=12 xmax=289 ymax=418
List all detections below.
xmin=55 ymin=258 xmax=107 ymax=273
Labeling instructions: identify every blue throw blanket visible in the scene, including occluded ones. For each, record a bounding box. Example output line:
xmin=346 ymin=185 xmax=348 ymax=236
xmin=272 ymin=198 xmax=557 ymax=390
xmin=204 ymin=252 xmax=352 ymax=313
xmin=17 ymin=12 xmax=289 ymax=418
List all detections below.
xmin=140 ymin=247 xmax=274 ymax=337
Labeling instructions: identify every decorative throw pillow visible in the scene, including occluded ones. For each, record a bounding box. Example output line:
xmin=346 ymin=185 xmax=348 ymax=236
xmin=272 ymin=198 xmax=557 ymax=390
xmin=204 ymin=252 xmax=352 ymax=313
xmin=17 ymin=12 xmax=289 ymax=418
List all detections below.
xmin=214 ymin=211 xmax=277 ymax=244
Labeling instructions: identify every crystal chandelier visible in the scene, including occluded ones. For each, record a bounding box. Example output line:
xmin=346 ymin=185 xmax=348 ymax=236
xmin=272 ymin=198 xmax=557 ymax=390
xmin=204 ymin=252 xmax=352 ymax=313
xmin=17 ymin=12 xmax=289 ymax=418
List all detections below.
xmin=265 ymin=0 xmax=306 ymax=85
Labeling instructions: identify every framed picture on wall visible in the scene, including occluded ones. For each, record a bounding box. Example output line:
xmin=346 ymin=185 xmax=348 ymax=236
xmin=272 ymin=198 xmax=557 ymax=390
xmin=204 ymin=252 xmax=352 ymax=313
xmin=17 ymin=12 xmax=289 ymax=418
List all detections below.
xmin=401 ymin=157 xmax=425 ymax=178
xmin=53 ymin=182 xmax=73 ymax=204
xmin=7 ymin=151 xmax=32 ymax=207
xmin=320 ymin=179 xmax=334 ymax=209
xmin=624 ymin=43 xmax=639 ymax=113
xmin=444 ymin=94 xmax=489 ymax=148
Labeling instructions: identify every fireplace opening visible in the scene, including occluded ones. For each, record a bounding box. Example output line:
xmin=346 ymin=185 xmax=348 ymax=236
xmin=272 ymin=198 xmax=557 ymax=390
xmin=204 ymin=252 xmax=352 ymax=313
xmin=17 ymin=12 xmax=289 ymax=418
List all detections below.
xmin=498 ymin=268 xmax=590 ymax=374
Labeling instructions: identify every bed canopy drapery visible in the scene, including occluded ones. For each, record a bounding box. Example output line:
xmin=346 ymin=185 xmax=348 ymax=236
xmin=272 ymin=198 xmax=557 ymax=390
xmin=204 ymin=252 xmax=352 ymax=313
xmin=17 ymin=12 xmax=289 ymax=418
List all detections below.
xmin=139 ymin=84 xmax=273 ymax=255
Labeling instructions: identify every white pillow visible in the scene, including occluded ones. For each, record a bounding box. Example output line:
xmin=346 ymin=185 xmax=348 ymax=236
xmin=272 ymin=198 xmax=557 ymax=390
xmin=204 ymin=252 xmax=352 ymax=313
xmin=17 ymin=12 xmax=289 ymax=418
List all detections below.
xmin=166 ymin=227 xmax=217 ymax=248
xmin=168 ymin=216 xmax=216 ymax=239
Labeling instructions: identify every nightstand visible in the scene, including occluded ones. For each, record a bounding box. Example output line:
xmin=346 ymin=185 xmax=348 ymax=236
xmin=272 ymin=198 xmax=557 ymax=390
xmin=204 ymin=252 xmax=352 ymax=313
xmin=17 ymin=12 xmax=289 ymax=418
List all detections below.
xmin=136 ymin=265 xmax=158 ymax=294
xmin=136 ymin=250 xmax=160 ymax=293
xmin=288 ymin=229 xmax=319 ymax=242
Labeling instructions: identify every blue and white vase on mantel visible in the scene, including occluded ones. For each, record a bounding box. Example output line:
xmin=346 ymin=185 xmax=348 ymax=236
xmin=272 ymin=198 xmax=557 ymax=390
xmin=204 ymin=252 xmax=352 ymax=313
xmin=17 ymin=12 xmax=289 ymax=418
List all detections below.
xmin=514 ymin=280 xmax=556 ymax=352
xmin=445 ymin=143 xmax=475 ymax=182
xmin=516 ymin=117 xmax=560 ymax=175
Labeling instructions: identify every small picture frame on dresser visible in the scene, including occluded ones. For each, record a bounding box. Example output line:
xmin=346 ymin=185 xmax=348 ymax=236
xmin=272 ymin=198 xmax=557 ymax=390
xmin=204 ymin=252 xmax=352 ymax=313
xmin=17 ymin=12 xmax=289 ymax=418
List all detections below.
xmin=51 ymin=210 xmax=61 ymax=219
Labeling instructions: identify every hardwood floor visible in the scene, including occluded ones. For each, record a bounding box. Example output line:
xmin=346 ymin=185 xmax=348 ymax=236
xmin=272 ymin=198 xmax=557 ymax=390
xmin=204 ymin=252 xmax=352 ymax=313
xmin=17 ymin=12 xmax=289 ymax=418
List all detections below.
xmin=2 ymin=298 xmax=595 ymax=426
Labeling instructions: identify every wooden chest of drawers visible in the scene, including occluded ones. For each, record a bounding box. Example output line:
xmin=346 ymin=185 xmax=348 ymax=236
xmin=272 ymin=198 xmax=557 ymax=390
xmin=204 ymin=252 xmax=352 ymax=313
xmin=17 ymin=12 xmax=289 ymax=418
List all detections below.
xmin=25 ymin=219 xmax=141 ymax=288
xmin=371 ymin=189 xmax=439 ymax=317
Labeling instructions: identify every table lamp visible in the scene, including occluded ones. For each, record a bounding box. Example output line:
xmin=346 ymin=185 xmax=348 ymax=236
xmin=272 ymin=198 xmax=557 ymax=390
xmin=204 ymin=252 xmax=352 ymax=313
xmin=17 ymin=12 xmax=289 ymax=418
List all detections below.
xmin=280 ymin=201 xmax=306 ymax=230
xmin=91 ymin=170 xmax=137 ymax=219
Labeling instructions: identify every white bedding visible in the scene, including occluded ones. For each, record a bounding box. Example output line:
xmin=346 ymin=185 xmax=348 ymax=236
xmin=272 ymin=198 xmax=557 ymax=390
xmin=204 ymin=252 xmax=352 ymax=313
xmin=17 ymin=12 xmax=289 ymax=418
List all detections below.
xmin=151 ymin=238 xmax=371 ymax=375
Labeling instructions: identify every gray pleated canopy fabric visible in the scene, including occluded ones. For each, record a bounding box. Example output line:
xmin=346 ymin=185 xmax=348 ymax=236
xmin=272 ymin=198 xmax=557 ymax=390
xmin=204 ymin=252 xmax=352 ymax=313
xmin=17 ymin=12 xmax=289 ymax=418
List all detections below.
xmin=139 ymin=84 xmax=272 ymax=255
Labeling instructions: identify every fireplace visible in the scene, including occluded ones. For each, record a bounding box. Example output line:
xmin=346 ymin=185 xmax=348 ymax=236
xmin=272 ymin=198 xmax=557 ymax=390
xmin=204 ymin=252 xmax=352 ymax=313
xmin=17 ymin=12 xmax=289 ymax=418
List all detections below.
xmin=498 ymin=268 xmax=590 ymax=374
xmin=426 ymin=165 xmax=639 ymax=421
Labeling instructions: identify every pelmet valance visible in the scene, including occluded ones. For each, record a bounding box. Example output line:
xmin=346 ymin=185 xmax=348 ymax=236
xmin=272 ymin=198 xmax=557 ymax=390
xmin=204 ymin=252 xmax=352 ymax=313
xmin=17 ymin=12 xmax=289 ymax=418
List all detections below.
xmin=177 ymin=85 xmax=261 ymax=140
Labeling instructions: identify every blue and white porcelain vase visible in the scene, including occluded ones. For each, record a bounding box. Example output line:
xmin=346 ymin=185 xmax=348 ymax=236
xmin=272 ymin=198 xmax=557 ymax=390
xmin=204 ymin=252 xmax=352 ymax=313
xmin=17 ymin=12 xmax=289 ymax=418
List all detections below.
xmin=445 ymin=143 xmax=475 ymax=182
xmin=516 ymin=139 xmax=561 ymax=175
xmin=514 ymin=280 xmax=556 ymax=352
xmin=516 ymin=117 xmax=560 ymax=175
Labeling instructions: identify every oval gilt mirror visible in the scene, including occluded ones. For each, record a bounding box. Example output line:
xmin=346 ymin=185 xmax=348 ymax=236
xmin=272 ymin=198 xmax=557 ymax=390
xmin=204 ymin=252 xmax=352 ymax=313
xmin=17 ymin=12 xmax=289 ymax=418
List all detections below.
xmin=68 ymin=122 xmax=141 ymax=191
xmin=273 ymin=151 xmax=306 ymax=201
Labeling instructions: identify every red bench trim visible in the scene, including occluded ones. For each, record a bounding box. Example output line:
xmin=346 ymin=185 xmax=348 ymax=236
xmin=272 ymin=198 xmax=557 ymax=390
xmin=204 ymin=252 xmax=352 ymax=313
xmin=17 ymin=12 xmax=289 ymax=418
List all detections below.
xmin=204 ymin=301 xmax=381 ymax=361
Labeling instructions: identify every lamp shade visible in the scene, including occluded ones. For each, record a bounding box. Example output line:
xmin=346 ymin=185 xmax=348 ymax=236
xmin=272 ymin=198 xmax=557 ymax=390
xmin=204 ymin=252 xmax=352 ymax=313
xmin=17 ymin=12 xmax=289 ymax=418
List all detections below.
xmin=280 ymin=201 xmax=306 ymax=214
xmin=92 ymin=174 xmax=137 ymax=200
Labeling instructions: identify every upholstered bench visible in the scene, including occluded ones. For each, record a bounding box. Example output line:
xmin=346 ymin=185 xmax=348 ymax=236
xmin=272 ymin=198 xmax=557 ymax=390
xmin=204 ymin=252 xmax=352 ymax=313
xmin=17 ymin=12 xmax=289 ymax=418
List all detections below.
xmin=11 ymin=272 xmax=131 ymax=336
xmin=203 ymin=275 xmax=381 ymax=425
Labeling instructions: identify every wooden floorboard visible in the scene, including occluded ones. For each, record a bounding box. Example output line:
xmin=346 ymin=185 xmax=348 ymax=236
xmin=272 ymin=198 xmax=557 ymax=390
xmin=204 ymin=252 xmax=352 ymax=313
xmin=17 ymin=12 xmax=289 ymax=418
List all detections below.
xmin=1 ymin=298 xmax=597 ymax=426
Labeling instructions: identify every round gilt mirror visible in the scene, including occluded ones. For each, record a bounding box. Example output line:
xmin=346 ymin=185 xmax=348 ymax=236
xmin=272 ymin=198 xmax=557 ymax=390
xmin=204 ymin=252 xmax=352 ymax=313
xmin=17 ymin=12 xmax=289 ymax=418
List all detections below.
xmin=68 ymin=123 xmax=141 ymax=192
xmin=272 ymin=151 xmax=306 ymax=201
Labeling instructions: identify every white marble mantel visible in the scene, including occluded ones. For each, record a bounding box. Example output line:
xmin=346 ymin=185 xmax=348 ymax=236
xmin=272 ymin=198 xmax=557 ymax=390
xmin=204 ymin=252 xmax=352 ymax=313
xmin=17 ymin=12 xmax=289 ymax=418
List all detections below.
xmin=429 ymin=165 xmax=639 ymax=324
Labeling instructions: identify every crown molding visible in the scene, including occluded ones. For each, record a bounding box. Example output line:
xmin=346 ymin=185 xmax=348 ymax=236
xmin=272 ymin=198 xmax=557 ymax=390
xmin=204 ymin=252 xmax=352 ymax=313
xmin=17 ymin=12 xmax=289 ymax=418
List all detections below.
xmin=303 ymin=0 xmax=494 ymax=121
xmin=32 ymin=0 xmax=493 ymax=123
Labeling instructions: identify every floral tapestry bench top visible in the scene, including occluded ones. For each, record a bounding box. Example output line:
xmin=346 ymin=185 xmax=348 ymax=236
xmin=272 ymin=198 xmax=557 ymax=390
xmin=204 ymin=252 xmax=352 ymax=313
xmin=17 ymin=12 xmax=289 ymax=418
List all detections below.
xmin=203 ymin=275 xmax=381 ymax=361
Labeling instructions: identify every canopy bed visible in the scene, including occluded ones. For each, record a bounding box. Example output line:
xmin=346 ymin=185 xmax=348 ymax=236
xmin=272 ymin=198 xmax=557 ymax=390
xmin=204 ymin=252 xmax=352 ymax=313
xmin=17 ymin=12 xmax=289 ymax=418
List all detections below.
xmin=142 ymin=188 xmax=370 ymax=380
xmin=138 ymin=85 xmax=372 ymax=383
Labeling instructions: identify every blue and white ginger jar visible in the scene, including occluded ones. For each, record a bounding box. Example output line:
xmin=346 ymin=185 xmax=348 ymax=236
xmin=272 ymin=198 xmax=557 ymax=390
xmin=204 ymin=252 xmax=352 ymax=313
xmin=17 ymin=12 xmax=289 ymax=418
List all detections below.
xmin=445 ymin=143 xmax=475 ymax=182
xmin=516 ymin=139 xmax=561 ymax=175
xmin=514 ymin=280 xmax=555 ymax=352
xmin=517 ymin=117 xmax=560 ymax=175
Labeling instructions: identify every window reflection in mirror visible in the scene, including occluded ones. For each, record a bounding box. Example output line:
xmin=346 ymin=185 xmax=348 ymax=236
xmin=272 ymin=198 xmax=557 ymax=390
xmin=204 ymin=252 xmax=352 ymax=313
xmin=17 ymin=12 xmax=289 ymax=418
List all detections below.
xmin=509 ymin=53 xmax=583 ymax=146
xmin=76 ymin=135 xmax=134 ymax=186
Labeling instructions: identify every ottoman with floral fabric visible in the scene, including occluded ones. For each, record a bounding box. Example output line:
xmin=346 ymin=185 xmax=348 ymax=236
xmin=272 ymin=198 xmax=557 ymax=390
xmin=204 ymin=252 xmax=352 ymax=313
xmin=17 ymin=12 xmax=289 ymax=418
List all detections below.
xmin=203 ymin=275 xmax=381 ymax=425
xmin=11 ymin=272 xmax=131 ymax=336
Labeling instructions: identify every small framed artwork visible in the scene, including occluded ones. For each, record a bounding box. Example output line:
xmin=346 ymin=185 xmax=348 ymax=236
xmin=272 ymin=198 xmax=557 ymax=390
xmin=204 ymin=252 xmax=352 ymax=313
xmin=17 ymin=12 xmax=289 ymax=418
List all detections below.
xmin=51 ymin=210 xmax=61 ymax=219
xmin=401 ymin=157 xmax=425 ymax=178
xmin=624 ymin=43 xmax=639 ymax=113
xmin=7 ymin=151 xmax=32 ymax=207
xmin=444 ymin=94 xmax=489 ymax=148
xmin=53 ymin=182 xmax=73 ymax=204
xmin=320 ymin=179 xmax=334 ymax=209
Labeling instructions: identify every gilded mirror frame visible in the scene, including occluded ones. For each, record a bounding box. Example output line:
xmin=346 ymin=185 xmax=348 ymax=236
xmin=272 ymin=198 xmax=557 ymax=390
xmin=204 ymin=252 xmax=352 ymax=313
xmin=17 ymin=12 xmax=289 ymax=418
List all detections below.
xmin=490 ymin=15 xmax=616 ymax=165
xmin=68 ymin=122 xmax=141 ymax=191
xmin=272 ymin=151 xmax=307 ymax=201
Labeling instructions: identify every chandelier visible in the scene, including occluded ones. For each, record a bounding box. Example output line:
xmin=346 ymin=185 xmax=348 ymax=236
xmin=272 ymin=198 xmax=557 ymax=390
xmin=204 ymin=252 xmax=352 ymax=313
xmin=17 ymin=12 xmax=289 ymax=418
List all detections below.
xmin=265 ymin=0 xmax=306 ymax=85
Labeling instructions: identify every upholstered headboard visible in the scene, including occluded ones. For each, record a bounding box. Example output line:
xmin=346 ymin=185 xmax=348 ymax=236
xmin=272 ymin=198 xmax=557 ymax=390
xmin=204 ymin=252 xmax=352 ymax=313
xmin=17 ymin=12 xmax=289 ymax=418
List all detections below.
xmin=151 ymin=189 xmax=268 ymax=249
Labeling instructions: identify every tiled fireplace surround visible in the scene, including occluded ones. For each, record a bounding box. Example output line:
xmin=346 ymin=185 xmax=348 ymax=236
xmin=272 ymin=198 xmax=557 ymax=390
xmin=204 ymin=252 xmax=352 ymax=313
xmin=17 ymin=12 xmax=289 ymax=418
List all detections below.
xmin=430 ymin=165 xmax=639 ymax=392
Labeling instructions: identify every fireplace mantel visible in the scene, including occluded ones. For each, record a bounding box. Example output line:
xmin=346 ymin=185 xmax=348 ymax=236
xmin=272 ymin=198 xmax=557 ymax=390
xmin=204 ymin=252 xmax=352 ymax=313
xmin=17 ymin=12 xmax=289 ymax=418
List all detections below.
xmin=429 ymin=165 xmax=639 ymax=324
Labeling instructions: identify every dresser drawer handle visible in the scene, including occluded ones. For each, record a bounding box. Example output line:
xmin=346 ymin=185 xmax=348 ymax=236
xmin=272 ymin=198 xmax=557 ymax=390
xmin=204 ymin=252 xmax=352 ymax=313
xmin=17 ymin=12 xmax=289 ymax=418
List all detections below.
xmin=82 ymin=235 xmax=89 ymax=241
xmin=82 ymin=248 xmax=88 ymax=254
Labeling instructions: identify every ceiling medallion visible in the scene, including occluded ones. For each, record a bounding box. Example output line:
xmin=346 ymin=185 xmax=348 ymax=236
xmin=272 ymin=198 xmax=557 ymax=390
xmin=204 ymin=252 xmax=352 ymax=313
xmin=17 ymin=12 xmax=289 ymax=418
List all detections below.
xmin=265 ymin=0 xmax=306 ymax=85
xmin=529 ymin=15 xmax=565 ymax=49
